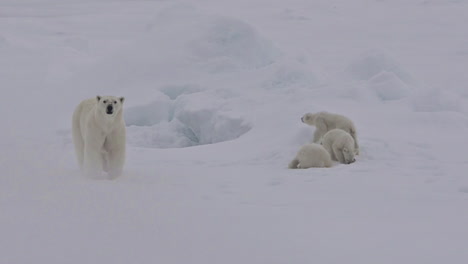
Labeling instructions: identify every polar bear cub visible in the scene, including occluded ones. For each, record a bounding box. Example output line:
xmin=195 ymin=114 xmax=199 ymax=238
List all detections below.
xmin=321 ymin=129 xmax=356 ymax=164
xmin=72 ymin=95 xmax=126 ymax=179
xmin=301 ymin=111 xmax=359 ymax=155
xmin=289 ymin=143 xmax=333 ymax=169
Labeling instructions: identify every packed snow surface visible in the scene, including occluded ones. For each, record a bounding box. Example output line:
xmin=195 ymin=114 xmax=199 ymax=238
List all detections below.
xmin=1 ymin=0 xmax=468 ymax=263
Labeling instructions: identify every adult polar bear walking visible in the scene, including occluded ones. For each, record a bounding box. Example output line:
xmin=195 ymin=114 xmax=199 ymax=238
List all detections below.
xmin=72 ymin=96 xmax=126 ymax=179
xmin=321 ymin=129 xmax=356 ymax=164
xmin=289 ymin=143 xmax=333 ymax=169
xmin=301 ymin=111 xmax=359 ymax=155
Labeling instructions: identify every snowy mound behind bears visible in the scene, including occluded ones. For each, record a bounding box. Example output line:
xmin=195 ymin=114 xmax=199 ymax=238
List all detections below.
xmin=79 ymin=5 xmax=317 ymax=149
xmin=73 ymin=4 xmax=280 ymax=93
xmin=367 ymin=71 xmax=411 ymax=101
xmin=125 ymin=89 xmax=251 ymax=148
xmin=63 ymin=5 xmax=284 ymax=148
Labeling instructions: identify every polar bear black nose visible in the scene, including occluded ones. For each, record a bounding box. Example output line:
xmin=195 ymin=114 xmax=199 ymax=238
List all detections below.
xmin=106 ymin=105 xmax=113 ymax=114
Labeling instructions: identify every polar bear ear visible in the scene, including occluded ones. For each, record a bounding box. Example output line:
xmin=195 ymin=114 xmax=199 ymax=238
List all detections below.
xmin=119 ymin=97 xmax=125 ymax=103
xmin=96 ymin=95 xmax=102 ymax=102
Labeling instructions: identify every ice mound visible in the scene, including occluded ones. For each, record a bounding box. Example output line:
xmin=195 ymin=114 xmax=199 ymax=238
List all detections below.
xmin=188 ymin=15 xmax=278 ymax=72
xmin=368 ymin=71 xmax=411 ymax=100
xmin=174 ymin=92 xmax=251 ymax=146
xmin=127 ymin=120 xmax=195 ymax=149
xmin=124 ymin=99 xmax=172 ymax=127
xmin=264 ymin=58 xmax=317 ymax=90
xmin=70 ymin=5 xmax=279 ymax=93
xmin=124 ymin=84 xmax=203 ymax=127
xmin=347 ymin=50 xmax=412 ymax=83
xmin=411 ymin=89 xmax=461 ymax=112
xmin=125 ymin=90 xmax=251 ymax=148
xmin=150 ymin=5 xmax=279 ymax=73
xmin=159 ymin=84 xmax=202 ymax=100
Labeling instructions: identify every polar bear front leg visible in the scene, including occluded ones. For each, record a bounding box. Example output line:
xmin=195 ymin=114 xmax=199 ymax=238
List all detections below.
xmin=101 ymin=149 xmax=109 ymax=173
xmin=353 ymin=138 xmax=360 ymax=155
xmin=347 ymin=128 xmax=360 ymax=155
xmin=108 ymin=148 xmax=125 ymax=179
xmin=83 ymin=144 xmax=104 ymax=178
xmin=106 ymin=128 xmax=126 ymax=179
xmin=312 ymin=117 xmax=328 ymax=143
xmin=83 ymin=131 xmax=105 ymax=178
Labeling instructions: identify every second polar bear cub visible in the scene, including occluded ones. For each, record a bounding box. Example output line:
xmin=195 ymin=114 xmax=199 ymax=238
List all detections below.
xmin=321 ymin=129 xmax=356 ymax=164
xmin=289 ymin=143 xmax=332 ymax=169
xmin=301 ymin=111 xmax=359 ymax=155
xmin=72 ymin=95 xmax=126 ymax=179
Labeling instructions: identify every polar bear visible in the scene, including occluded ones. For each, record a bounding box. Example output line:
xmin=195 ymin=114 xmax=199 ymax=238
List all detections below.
xmin=321 ymin=129 xmax=356 ymax=164
xmin=72 ymin=95 xmax=126 ymax=179
xmin=301 ymin=111 xmax=359 ymax=155
xmin=289 ymin=143 xmax=333 ymax=169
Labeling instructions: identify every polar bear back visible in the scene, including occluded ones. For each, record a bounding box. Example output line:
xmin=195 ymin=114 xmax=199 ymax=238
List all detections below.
xmin=321 ymin=129 xmax=355 ymax=164
xmin=290 ymin=143 xmax=332 ymax=169
xmin=322 ymin=129 xmax=354 ymax=148
xmin=315 ymin=112 xmax=355 ymax=134
xmin=75 ymin=98 xmax=99 ymax=134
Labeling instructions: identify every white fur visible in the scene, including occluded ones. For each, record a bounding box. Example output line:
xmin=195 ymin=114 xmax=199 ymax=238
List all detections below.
xmin=301 ymin=111 xmax=359 ymax=155
xmin=289 ymin=143 xmax=332 ymax=169
xmin=321 ymin=129 xmax=356 ymax=164
xmin=72 ymin=96 xmax=126 ymax=179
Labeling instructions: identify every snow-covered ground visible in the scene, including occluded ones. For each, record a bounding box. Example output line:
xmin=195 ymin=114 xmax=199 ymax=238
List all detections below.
xmin=1 ymin=0 xmax=468 ymax=263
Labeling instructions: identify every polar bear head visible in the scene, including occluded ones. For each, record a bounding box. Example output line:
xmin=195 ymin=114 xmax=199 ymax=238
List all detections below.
xmin=96 ymin=95 xmax=125 ymax=117
xmin=301 ymin=113 xmax=317 ymax=126
xmin=342 ymin=147 xmax=356 ymax=164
